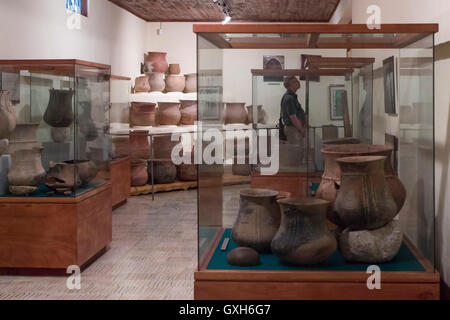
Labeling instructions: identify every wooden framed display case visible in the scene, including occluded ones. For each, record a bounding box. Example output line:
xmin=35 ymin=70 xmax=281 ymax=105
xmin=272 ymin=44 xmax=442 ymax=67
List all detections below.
xmin=194 ymin=24 xmax=439 ymax=300
xmin=0 ymin=59 xmax=112 ymax=272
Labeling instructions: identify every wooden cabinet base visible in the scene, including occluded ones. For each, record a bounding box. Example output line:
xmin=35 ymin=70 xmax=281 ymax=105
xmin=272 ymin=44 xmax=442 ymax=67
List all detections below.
xmin=110 ymin=157 xmax=131 ymax=209
xmin=0 ymin=183 xmax=112 ymax=272
xmin=251 ymin=172 xmax=322 ymax=197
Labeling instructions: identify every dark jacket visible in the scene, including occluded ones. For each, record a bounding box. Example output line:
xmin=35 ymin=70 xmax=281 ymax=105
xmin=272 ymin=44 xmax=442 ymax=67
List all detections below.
xmin=280 ymin=91 xmax=306 ymax=127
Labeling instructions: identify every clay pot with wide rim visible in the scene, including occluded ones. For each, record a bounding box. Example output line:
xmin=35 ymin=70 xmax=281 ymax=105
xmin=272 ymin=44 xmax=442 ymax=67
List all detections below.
xmin=63 ymin=160 xmax=98 ymax=185
xmin=179 ymin=100 xmax=197 ymax=125
xmin=157 ymin=102 xmax=181 ymax=125
xmin=184 ymin=73 xmax=197 ymax=93
xmin=231 ymin=188 xmax=281 ymax=253
xmin=333 ymin=156 xmax=398 ymax=230
xmin=131 ymin=161 xmax=148 ymax=187
xmin=134 ymin=75 xmax=150 ymax=93
xmin=145 ymin=52 xmax=169 ymax=73
xmin=148 ymin=159 xmax=177 ymax=184
xmin=130 ymin=102 xmax=156 ymax=127
xmin=246 ymin=105 xmax=264 ymax=124
xmin=0 ymin=90 xmax=16 ymax=139
xmin=43 ymin=89 xmax=74 ymax=127
xmin=130 ymin=130 xmax=151 ymax=161
xmin=7 ymin=123 xmax=41 ymax=155
xmin=8 ymin=147 xmax=45 ymax=187
xmin=165 ymin=75 xmax=186 ymax=92
xmin=271 ymin=198 xmax=337 ymax=265
xmin=148 ymin=72 xmax=166 ymax=92
xmin=224 ymin=103 xmax=248 ymax=124
xmin=168 ymin=64 xmax=181 ymax=75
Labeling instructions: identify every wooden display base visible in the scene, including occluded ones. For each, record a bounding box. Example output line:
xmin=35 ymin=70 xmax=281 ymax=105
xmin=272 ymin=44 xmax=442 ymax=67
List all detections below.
xmin=194 ymin=229 xmax=440 ymax=300
xmin=109 ymin=157 xmax=131 ymax=209
xmin=251 ymin=171 xmax=322 ymax=197
xmin=0 ymin=183 xmax=112 ymax=272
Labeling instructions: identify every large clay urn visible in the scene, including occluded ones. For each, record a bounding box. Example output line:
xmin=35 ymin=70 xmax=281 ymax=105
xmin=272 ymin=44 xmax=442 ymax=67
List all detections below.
xmin=184 ymin=73 xmax=197 ymax=93
xmin=333 ymin=156 xmax=398 ymax=230
xmin=168 ymin=64 xmax=181 ymax=75
xmin=145 ymin=52 xmax=169 ymax=73
xmin=7 ymin=123 xmax=41 ymax=155
xmin=43 ymin=89 xmax=74 ymax=127
xmin=157 ymin=102 xmax=181 ymax=125
xmin=130 ymin=102 xmax=156 ymax=127
xmin=153 ymin=135 xmax=179 ymax=159
xmin=63 ymin=160 xmax=98 ymax=185
xmin=165 ymin=75 xmax=186 ymax=92
xmin=231 ymin=188 xmax=281 ymax=253
xmin=130 ymin=130 xmax=151 ymax=161
xmin=224 ymin=103 xmax=248 ymax=124
xmin=148 ymin=160 xmax=177 ymax=184
xmin=131 ymin=161 xmax=148 ymax=187
xmin=271 ymin=198 xmax=337 ymax=265
xmin=148 ymin=73 xmax=166 ymax=92
xmin=179 ymin=100 xmax=197 ymax=125
xmin=0 ymin=90 xmax=16 ymax=139
xmin=246 ymin=105 xmax=264 ymax=124
xmin=8 ymin=147 xmax=45 ymax=187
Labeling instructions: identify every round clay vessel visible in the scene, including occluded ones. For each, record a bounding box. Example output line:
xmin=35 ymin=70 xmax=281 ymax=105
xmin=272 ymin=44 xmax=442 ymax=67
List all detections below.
xmin=7 ymin=123 xmax=41 ymax=155
xmin=231 ymin=188 xmax=281 ymax=253
xmin=165 ymin=75 xmax=186 ymax=92
xmin=51 ymin=127 xmax=70 ymax=143
xmin=131 ymin=161 xmax=148 ymax=187
xmin=130 ymin=102 xmax=156 ymax=127
xmin=179 ymin=100 xmax=197 ymax=125
xmin=0 ymin=90 xmax=17 ymax=139
xmin=227 ymin=247 xmax=261 ymax=267
xmin=43 ymin=89 xmax=74 ymax=127
xmin=148 ymin=72 xmax=166 ymax=92
xmin=271 ymin=198 xmax=337 ymax=265
xmin=157 ymin=102 xmax=181 ymax=125
xmin=8 ymin=147 xmax=45 ymax=187
xmin=134 ymin=75 xmax=150 ymax=93
xmin=145 ymin=52 xmax=169 ymax=73
xmin=168 ymin=64 xmax=181 ymax=75
xmin=63 ymin=160 xmax=98 ymax=185
xmin=232 ymin=156 xmax=251 ymax=176
xmin=333 ymin=156 xmax=398 ymax=230
xmin=148 ymin=160 xmax=177 ymax=184
xmin=153 ymin=135 xmax=179 ymax=159
xmin=184 ymin=73 xmax=197 ymax=93
xmin=177 ymin=164 xmax=197 ymax=181
xmin=44 ymin=161 xmax=81 ymax=190
xmin=111 ymin=136 xmax=130 ymax=159
xmin=224 ymin=103 xmax=248 ymax=124
xmin=130 ymin=130 xmax=151 ymax=161
xmin=246 ymin=105 xmax=264 ymax=124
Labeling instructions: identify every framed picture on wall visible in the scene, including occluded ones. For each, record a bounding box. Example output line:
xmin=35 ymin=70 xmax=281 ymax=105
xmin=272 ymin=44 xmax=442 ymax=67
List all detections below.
xmin=263 ymin=56 xmax=284 ymax=82
xmin=383 ymin=56 xmax=397 ymax=115
xmin=329 ymin=85 xmax=347 ymax=120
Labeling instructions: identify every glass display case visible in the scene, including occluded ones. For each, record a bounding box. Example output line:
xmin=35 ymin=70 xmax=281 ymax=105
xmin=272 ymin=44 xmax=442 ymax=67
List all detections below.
xmin=194 ymin=24 xmax=438 ymax=300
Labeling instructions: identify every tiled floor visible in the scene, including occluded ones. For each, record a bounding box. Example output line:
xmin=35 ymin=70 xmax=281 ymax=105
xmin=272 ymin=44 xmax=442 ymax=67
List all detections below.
xmin=0 ymin=184 xmax=247 ymax=300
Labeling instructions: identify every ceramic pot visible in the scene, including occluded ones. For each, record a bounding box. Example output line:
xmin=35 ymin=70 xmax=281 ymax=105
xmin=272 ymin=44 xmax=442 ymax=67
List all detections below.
xmin=8 ymin=147 xmax=45 ymax=187
xmin=51 ymin=127 xmax=70 ymax=143
xmin=148 ymin=73 xmax=166 ymax=92
xmin=169 ymin=64 xmax=181 ymax=75
xmin=179 ymin=100 xmax=197 ymax=125
xmin=43 ymin=89 xmax=74 ymax=127
xmin=231 ymin=188 xmax=281 ymax=253
xmin=7 ymin=123 xmax=41 ymax=155
xmin=79 ymin=101 xmax=98 ymax=141
xmin=130 ymin=102 xmax=156 ymax=127
xmin=165 ymin=75 xmax=186 ymax=92
xmin=145 ymin=52 xmax=169 ymax=73
xmin=63 ymin=160 xmax=98 ymax=185
xmin=177 ymin=163 xmax=197 ymax=181
xmin=134 ymin=75 xmax=150 ymax=93
xmin=153 ymin=135 xmax=179 ymax=159
xmin=131 ymin=161 xmax=148 ymax=187
xmin=224 ymin=103 xmax=248 ymax=124
xmin=157 ymin=102 xmax=181 ymax=125
xmin=148 ymin=160 xmax=176 ymax=184
xmin=0 ymin=90 xmax=17 ymax=139
xmin=0 ymin=139 xmax=8 ymax=155
xmin=271 ymin=198 xmax=337 ymax=265
xmin=130 ymin=130 xmax=151 ymax=161
xmin=184 ymin=73 xmax=197 ymax=93
xmin=246 ymin=105 xmax=264 ymax=124
xmin=44 ymin=161 xmax=82 ymax=191
xmin=333 ymin=156 xmax=398 ymax=230
xmin=111 ymin=136 xmax=130 ymax=159
xmin=232 ymin=156 xmax=251 ymax=176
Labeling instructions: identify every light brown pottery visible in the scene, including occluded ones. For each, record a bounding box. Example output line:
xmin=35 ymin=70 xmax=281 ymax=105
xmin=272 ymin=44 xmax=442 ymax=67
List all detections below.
xmin=184 ymin=73 xmax=197 ymax=93
xmin=130 ymin=130 xmax=151 ymax=161
xmin=131 ymin=161 xmax=148 ymax=187
xmin=44 ymin=161 xmax=82 ymax=191
xmin=51 ymin=127 xmax=70 ymax=143
xmin=130 ymin=102 xmax=156 ymax=127
xmin=157 ymin=102 xmax=181 ymax=125
xmin=0 ymin=90 xmax=17 ymax=139
xmin=145 ymin=52 xmax=169 ymax=73
xmin=271 ymin=198 xmax=337 ymax=265
xmin=231 ymin=188 xmax=281 ymax=253
xmin=7 ymin=123 xmax=41 ymax=155
xmin=43 ymin=89 xmax=74 ymax=127
xmin=232 ymin=156 xmax=251 ymax=176
xmin=111 ymin=136 xmax=130 ymax=159
xmin=168 ymin=64 xmax=181 ymax=75
xmin=148 ymin=160 xmax=177 ymax=184
xmin=246 ymin=105 xmax=264 ymax=124
xmin=176 ymin=164 xmax=197 ymax=181
xmin=8 ymin=147 xmax=45 ymax=187
xmin=333 ymin=156 xmax=398 ymax=230
xmin=9 ymin=185 xmax=38 ymax=196
xmin=165 ymin=75 xmax=186 ymax=92
xmin=224 ymin=102 xmax=248 ymax=124
xmin=63 ymin=160 xmax=98 ymax=185
xmin=134 ymin=75 xmax=150 ymax=93
xmin=148 ymin=72 xmax=166 ymax=92
xmin=179 ymin=100 xmax=197 ymax=125
xmin=153 ymin=135 xmax=179 ymax=159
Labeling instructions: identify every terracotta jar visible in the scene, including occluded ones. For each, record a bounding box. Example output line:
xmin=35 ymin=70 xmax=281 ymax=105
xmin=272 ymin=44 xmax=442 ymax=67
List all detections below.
xmin=63 ymin=160 xmax=98 ymax=185
xmin=131 ymin=161 xmax=148 ymax=187
xmin=0 ymin=90 xmax=16 ymax=139
xmin=130 ymin=130 xmax=151 ymax=161
xmin=134 ymin=75 xmax=150 ymax=93
xmin=43 ymin=89 xmax=74 ymax=127
xmin=246 ymin=105 xmax=264 ymax=124
xmin=231 ymin=188 xmax=281 ymax=253
xmin=165 ymin=75 xmax=186 ymax=92
xmin=44 ymin=161 xmax=81 ymax=191
xmin=148 ymin=160 xmax=177 ymax=184
xmin=145 ymin=52 xmax=169 ymax=73
xmin=130 ymin=102 xmax=156 ymax=127
xmin=148 ymin=72 xmax=166 ymax=92
xmin=8 ymin=147 xmax=45 ymax=187
xmin=51 ymin=127 xmax=70 ymax=143
xmin=224 ymin=103 xmax=248 ymax=124
xmin=7 ymin=123 xmax=41 ymax=155
xmin=179 ymin=100 xmax=197 ymax=125
xmin=157 ymin=102 xmax=181 ymax=125
xmin=111 ymin=136 xmax=130 ymax=159
xmin=78 ymin=101 xmax=98 ymax=142
xmin=177 ymin=164 xmax=197 ymax=181
xmin=153 ymin=135 xmax=179 ymax=159
xmin=272 ymin=198 xmax=337 ymax=265
xmin=168 ymin=64 xmax=181 ymax=75
xmin=334 ymin=156 xmax=398 ymax=230
xmin=184 ymin=73 xmax=197 ymax=93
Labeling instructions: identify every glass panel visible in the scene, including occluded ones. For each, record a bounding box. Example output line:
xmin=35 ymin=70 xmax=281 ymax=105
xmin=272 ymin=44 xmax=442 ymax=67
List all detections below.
xmin=354 ymin=63 xmax=373 ymax=144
